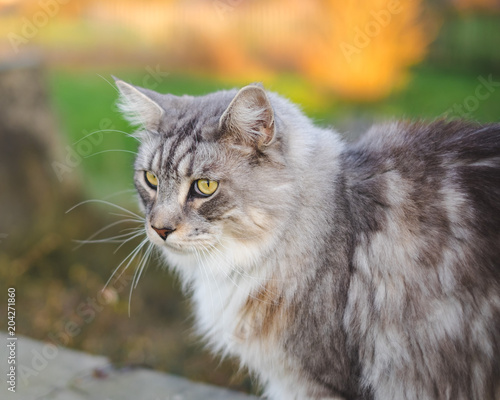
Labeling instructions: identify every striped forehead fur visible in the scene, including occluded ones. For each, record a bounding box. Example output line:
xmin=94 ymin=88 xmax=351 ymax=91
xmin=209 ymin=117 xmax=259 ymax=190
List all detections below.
xmin=115 ymin=80 xmax=500 ymax=400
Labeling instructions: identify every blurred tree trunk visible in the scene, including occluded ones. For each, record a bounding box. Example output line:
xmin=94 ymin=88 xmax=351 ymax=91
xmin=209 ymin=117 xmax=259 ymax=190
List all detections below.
xmin=0 ymin=54 xmax=82 ymax=260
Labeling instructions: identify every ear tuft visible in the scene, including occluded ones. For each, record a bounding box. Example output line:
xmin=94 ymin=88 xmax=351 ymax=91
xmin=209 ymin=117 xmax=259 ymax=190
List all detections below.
xmin=219 ymin=84 xmax=275 ymax=147
xmin=115 ymin=80 xmax=164 ymax=132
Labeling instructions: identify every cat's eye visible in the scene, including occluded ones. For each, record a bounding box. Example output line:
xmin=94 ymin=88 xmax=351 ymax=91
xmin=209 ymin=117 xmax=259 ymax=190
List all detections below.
xmin=195 ymin=179 xmax=218 ymax=196
xmin=144 ymin=171 xmax=158 ymax=190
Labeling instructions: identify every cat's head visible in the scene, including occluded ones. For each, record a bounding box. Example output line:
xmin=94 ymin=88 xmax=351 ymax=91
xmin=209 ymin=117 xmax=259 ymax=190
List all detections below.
xmin=115 ymin=80 xmax=306 ymax=271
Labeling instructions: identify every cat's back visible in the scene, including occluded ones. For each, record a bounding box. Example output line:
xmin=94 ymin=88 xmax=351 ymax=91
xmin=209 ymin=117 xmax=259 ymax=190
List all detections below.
xmin=345 ymin=119 xmax=500 ymax=179
xmin=344 ymin=119 xmax=500 ymax=245
xmin=341 ymin=120 xmax=500 ymax=400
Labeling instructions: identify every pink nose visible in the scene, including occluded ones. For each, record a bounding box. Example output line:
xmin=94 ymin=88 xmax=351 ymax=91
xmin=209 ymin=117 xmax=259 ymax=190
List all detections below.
xmin=151 ymin=226 xmax=175 ymax=240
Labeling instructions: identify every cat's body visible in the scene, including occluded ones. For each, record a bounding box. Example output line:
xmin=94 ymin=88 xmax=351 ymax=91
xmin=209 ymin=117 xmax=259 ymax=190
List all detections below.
xmin=115 ymin=80 xmax=500 ymax=400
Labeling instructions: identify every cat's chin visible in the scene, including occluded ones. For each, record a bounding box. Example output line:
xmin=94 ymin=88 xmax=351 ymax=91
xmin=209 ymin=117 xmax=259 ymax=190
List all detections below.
xmin=161 ymin=242 xmax=194 ymax=255
xmin=159 ymin=240 xmax=217 ymax=256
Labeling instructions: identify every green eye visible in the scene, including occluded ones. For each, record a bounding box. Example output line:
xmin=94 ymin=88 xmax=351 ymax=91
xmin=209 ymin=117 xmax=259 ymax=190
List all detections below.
xmin=145 ymin=171 xmax=158 ymax=189
xmin=195 ymin=179 xmax=218 ymax=196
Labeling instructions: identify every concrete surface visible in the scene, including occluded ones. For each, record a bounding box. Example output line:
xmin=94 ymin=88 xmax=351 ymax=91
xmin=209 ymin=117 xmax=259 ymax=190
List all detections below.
xmin=1 ymin=333 xmax=259 ymax=400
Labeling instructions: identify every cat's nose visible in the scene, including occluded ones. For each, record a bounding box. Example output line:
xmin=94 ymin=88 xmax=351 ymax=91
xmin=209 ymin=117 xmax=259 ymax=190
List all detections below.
xmin=151 ymin=226 xmax=176 ymax=240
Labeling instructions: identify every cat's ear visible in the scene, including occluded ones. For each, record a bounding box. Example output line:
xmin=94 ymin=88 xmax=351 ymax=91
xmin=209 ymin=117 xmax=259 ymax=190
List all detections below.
xmin=114 ymin=78 xmax=164 ymax=133
xmin=219 ymin=83 xmax=275 ymax=147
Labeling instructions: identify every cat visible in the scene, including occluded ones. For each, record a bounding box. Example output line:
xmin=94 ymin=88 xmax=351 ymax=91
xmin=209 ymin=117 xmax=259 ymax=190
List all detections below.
xmin=114 ymin=78 xmax=500 ymax=400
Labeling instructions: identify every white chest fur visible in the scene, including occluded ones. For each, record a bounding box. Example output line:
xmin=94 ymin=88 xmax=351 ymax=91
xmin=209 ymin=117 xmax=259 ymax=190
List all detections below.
xmin=162 ymin=240 xmax=270 ymax=350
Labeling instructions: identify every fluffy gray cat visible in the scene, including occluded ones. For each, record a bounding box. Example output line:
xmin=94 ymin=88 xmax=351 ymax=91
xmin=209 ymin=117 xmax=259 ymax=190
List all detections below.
xmin=114 ymin=79 xmax=500 ymax=400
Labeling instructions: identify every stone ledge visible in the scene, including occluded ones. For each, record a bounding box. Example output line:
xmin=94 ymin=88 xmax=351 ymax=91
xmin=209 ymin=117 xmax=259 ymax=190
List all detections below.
xmin=1 ymin=333 xmax=259 ymax=400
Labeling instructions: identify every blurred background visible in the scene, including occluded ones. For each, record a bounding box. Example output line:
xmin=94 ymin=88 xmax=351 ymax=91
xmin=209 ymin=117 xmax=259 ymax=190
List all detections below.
xmin=0 ymin=0 xmax=499 ymax=395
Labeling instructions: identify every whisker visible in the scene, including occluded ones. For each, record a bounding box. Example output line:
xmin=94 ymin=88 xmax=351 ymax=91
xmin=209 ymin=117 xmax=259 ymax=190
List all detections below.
xmin=103 ymin=188 xmax=138 ymax=201
xmin=74 ymin=233 xmax=140 ymax=245
xmin=114 ymin=229 xmax=146 ymax=253
xmin=66 ymin=199 xmax=143 ymax=220
xmin=72 ymin=218 xmax=142 ymax=250
xmin=84 ymin=149 xmax=138 ymax=158
xmin=200 ymin=244 xmax=245 ymax=294
xmin=97 ymin=73 xmax=121 ymax=95
xmin=109 ymin=212 xmax=144 ymax=223
xmin=209 ymin=241 xmax=279 ymax=304
xmin=73 ymin=129 xmax=139 ymax=145
xmin=133 ymin=242 xmax=155 ymax=289
xmin=128 ymin=242 xmax=155 ymax=316
xmin=202 ymin=244 xmax=246 ymax=293
xmin=103 ymin=237 xmax=149 ymax=293
xmin=214 ymin=239 xmax=278 ymax=282
xmin=75 ymin=229 xmax=143 ymax=243
xmin=120 ymin=226 xmax=145 ymax=233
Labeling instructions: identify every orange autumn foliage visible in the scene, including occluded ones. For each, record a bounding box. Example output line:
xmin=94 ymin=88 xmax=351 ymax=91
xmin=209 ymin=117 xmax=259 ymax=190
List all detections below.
xmin=187 ymin=0 xmax=436 ymax=100
xmin=1 ymin=0 xmax=437 ymax=101
xmin=299 ymin=0 xmax=435 ymax=100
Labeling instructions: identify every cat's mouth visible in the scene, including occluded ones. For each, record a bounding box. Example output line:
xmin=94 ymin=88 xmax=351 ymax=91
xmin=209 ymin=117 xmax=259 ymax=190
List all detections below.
xmin=148 ymin=234 xmax=208 ymax=255
xmin=146 ymin=232 xmax=187 ymax=253
xmin=145 ymin=228 xmax=184 ymax=252
xmin=146 ymin=224 xmax=218 ymax=255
